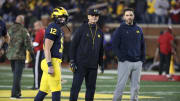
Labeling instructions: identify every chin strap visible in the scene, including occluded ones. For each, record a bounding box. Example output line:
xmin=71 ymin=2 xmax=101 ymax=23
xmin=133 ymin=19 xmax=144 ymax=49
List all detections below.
xmin=54 ymin=17 xmax=71 ymax=32
xmin=65 ymin=23 xmax=71 ymax=32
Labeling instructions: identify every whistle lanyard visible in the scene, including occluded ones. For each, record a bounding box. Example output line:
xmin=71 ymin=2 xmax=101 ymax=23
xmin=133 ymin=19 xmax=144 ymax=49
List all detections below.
xmin=89 ymin=24 xmax=97 ymax=46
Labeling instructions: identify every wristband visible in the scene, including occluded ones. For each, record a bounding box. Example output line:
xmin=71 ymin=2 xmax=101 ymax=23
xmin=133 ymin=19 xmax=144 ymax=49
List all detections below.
xmin=47 ymin=62 xmax=53 ymax=67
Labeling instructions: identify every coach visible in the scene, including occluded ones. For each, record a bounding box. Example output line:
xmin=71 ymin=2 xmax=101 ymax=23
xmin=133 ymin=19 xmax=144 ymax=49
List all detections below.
xmin=112 ymin=8 xmax=145 ymax=101
xmin=69 ymin=9 xmax=104 ymax=101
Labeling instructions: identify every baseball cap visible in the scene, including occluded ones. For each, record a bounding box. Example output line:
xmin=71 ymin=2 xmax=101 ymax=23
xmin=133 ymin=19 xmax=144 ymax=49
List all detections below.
xmin=88 ymin=9 xmax=100 ymax=15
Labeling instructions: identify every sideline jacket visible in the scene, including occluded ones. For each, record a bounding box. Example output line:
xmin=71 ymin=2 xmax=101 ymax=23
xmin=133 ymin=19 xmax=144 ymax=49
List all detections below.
xmin=69 ymin=23 xmax=104 ymax=67
xmin=112 ymin=22 xmax=145 ymax=62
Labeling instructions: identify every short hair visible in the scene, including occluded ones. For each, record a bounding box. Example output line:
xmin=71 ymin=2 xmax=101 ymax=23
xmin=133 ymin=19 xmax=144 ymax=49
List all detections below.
xmin=15 ymin=15 xmax=24 ymax=24
xmin=34 ymin=21 xmax=43 ymax=28
xmin=123 ymin=8 xmax=134 ymax=16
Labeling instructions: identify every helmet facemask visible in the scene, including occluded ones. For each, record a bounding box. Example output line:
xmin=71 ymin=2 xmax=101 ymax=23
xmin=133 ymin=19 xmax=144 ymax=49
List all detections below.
xmin=54 ymin=15 xmax=68 ymax=25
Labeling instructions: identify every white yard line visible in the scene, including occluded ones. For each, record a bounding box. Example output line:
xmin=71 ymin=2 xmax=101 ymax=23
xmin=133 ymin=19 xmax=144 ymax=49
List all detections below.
xmin=0 ymin=67 xmax=32 ymax=71
xmin=1 ymin=67 xmax=180 ymax=75
xmin=0 ymin=85 xmax=179 ymax=94
xmin=98 ymin=91 xmax=180 ymax=94
xmin=0 ymin=85 xmax=32 ymax=88
xmin=1 ymin=84 xmax=180 ymax=88
xmin=0 ymin=79 xmax=33 ymax=82
xmin=61 ymin=85 xmax=180 ymax=88
xmin=0 ymin=73 xmax=114 ymax=79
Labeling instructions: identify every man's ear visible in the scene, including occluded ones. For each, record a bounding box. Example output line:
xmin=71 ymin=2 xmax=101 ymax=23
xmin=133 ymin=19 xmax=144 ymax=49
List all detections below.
xmin=87 ymin=15 xmax=90 ymax=20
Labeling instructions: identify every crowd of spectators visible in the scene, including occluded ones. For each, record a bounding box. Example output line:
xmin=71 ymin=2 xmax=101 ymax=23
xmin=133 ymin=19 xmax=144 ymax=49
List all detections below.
xmin=0 ymin=0 xmax=180 ymax=27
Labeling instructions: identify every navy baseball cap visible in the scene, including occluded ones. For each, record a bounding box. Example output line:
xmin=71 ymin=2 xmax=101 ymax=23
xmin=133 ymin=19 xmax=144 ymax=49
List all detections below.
xmin=88 ymin=9 xmax=100 ymax=15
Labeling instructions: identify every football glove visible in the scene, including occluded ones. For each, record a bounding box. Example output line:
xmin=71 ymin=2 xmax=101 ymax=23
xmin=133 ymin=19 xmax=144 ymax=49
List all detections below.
xmin=70 ymin=60 xmax=77 ymax=72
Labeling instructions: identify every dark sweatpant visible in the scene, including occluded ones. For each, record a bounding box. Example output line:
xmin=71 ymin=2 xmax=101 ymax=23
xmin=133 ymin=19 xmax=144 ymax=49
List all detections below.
xmin=70 ymin=65 xmax=98 ymax=101
xmin=10 ymin=60 xmax=25 ymax=97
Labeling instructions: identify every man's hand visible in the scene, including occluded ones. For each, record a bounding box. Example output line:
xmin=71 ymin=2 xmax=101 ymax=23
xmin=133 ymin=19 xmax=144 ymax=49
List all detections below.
xmin=70 ymin=60 xmax=77 ymax=72
xmin=30 ymin=52 xmax=35 ymax=67
xmin=0 ymin=49 xmax=5 ymax=56
xmin=48 ymin=67 xmax=54 ymax=74
xmin=172 ymin=48 xmax=176 ymax=55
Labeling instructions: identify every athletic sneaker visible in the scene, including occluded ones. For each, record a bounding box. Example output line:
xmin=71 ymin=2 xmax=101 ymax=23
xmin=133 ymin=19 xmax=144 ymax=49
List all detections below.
xmin=10 ymin=96 xmax=21 ymax=99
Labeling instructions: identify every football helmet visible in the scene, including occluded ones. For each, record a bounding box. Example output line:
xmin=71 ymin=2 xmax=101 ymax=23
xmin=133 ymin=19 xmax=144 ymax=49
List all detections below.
xmin=51 ymin=7 xmax=69 ymax=24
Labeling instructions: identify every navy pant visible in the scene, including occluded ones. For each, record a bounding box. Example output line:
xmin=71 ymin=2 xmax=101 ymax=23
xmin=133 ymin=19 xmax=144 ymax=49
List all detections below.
xmin=70 ymin=65 xmax=97 ymax=101
xmin=10 ymin=60 xmax=25 ymax=97
xmin=159 ymin=53 xmax=171 ymax=75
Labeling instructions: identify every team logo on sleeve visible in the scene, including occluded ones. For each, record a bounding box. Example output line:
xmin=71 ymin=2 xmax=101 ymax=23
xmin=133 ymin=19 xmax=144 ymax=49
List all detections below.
xmin=98 ymin=34 xmax=101 ymax=38
xmin=86 ymin=33 xmax=89 ymax=37
xmin=136 ymin=30 xmax=140 ymax=34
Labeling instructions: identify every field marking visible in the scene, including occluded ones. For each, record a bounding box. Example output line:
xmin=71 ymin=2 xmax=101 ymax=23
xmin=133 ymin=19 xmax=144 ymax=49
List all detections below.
xmin=1 ymin=85 xmax=180 ymax=95
xmin=1 ymin=67 xmax=180 ymax=75
xmin=97 ymin=91 xmax=180 ymax=94
xmin=0 ymin=67 xmax=32 ymax=71
xmin=0 ymin=85 xmax=32 ymax=88
xmin=62 ymin=85 xmax=180 ymax=88
xmin=1 ymin=85 xmax=180 ymax=88
xmin=0 ymin=90 xmax=161 ymax=101
xmin=0 ymin=73 xmax=114 ymax=79
xmin=0 ymin=79 xmax=33 ymax=82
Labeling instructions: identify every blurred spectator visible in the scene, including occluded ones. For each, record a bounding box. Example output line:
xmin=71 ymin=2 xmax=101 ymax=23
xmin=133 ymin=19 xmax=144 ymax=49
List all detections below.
xmin=6 ymin=15 xmax=34 ymax=99
xmin=103 ymin=33 xmax=114 ymax=69
xmin=157 ymin=27 xmax=175 ymax=77
xmin=32 ymin=1 xmax=43 ymax=20
xmin=116 ymin=1 xmax=125 ymax=22
xmin=108 ymin=0 xmax=117 ymax=17
xmin=135 ymin=0 xmax=147 ymax=23
xmin=1 ymin=0 xmax=17 ymax=23
xmin=169 ymin=0 xmax=180 ymax=24
xmin=41 ymin=1 xmax=53 ymax=16
xmin=16 ymin=1 xmax=26 ymax=15
xmin=98 ymin=7 xmax=113 ymax=28
xmin=116 ymin=1 xmax=125 ymax=16
xmin=123 ymin=0 xmax=136 ymax=8
xmin=32 ymin=21 xmax=45 ymax=89
xmin=154 ymin=0 xmax=169 ymax=24
xmin=0 ymin=19 xmax=10 ymax=62
xmin=71 ymin=0 xmax=89 ymax=23
xmin=0 ymin=0 xmax=6 ymax=16
xmin=41 ymin=14 xmax=50 ymax=28
xmin=24 ymin=10 xmax=37 ymax=30
xmin=0 ymin=0 xmax=179 ymax=24
xmin=0 ymin=0 xmax=5 ymax=7
xmin=145 ymin=0 xmax=156 ymax=24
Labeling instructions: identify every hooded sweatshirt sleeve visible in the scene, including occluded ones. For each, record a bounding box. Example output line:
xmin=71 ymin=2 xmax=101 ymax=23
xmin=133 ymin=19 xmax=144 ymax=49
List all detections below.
xmin=140 ymin=28 xmax=146 ymax=62
xmin=112 ymin=27 xmax=121 ymax=59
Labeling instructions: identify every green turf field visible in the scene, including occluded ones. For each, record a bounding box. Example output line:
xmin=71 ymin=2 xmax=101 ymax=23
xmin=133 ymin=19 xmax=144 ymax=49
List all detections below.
xmin=0 ymin=64 xmax=180 ymax=101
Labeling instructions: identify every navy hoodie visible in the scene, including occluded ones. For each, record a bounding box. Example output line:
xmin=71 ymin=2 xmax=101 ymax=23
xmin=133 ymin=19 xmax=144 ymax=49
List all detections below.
xmin=112 ymin=22 xmax=145 ymax=62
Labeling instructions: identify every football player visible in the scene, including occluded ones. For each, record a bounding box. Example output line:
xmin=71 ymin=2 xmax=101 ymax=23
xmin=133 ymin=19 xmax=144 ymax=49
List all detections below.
xmin=34 ymin=7 xmax=69 ymax=101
